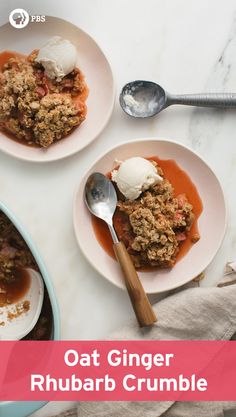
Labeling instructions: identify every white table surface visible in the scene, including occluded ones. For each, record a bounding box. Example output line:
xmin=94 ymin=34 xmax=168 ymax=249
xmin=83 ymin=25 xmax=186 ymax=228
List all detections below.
xmin=1 ymin=0 xmax=236 ymax=415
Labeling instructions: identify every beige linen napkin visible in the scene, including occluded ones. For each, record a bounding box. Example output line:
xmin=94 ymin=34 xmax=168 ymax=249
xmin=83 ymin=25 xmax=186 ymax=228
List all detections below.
xmin=51 ymin=280 xmax=236 ymax=417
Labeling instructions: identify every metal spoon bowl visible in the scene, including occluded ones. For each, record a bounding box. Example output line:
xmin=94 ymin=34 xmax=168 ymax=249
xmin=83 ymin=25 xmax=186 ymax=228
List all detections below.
xmin=120 ymin=80 xmax=236 ymax=118
xmin=120 ymin=81 xmax=167 ymax=117
xmin=84 ymin=172 xmax=118 ymax=243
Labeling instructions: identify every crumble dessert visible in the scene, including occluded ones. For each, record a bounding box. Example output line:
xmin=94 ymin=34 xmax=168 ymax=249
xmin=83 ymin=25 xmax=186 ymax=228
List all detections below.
xmin=0 ymin=210 xmax=37 ymax=283
xmin=92 ymin=157 xmax=202 ymax=269
xmin=0 ymin=210 xmax=53 ymax=340
xmin=0 ymin=42 xmax=88 ymax=147
xmin=115 ymin=161 xmax=197 ymax=268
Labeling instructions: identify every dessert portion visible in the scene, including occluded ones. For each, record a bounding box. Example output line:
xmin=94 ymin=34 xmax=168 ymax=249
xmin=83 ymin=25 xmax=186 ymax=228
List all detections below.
xmin=0 ymin=211 xmax=37 ymax=285
xmin=0 ymin=37 xmax=88 ymax=148
xmin=0 ymin=210 xmax=52 ymax=340
xmin=92 ymin=156 xmax=202 ymax=269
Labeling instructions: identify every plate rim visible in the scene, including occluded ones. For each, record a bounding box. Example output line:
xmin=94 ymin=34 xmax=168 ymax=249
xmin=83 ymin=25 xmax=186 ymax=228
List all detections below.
xmin=73 ymin=137 xmax=227 ymax=294
xmin=0 ymin=16 xmax=116 ymax=163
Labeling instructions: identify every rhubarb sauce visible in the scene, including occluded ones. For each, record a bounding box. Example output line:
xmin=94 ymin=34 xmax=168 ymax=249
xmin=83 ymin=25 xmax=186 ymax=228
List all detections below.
xmin=0 ymin=269 xmax=30 ymax=306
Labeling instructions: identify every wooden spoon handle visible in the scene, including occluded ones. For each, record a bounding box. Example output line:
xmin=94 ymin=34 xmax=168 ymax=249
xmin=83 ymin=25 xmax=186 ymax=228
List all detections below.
xmin=113 ymin=241 xmax=157 ymax=327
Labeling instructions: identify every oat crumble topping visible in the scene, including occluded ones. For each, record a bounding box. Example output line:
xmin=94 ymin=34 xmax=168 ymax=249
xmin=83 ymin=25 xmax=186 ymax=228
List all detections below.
xmin=115 ymin=162 xmax=198 ymax=268
xmin=0 ymin=51 xmax=88 ymax=147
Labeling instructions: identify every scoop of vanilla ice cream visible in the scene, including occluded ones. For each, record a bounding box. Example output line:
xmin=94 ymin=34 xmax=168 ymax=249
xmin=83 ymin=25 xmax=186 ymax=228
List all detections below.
xmin=35 ymin=36 xmax=77 ymax=80
xmin=112 ymin=157 xmax=163 ymax=200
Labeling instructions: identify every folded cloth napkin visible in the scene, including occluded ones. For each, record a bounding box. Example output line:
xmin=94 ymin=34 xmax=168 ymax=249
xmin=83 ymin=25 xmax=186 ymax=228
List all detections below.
xmin=51 ymin=279 xmax=236 ymax=417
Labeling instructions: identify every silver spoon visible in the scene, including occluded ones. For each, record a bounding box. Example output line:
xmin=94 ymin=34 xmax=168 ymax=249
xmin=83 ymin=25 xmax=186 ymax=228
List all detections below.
xmin=120 ymin=80 xmax=236 ymax=118
xmin=84 ymin=172 xmax=157 ymax=327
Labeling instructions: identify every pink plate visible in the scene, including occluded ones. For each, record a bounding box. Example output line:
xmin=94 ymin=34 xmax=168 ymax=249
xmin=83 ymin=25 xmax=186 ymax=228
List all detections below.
xmin=0 ymin=17 xmax=115 ymax=162
xmin=73 ymin=139 xmax=227 ymax=294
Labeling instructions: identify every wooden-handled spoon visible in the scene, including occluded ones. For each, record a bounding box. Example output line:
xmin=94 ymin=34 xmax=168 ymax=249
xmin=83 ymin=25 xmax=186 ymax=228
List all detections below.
xmin=84 ymin=172 xmax=157 ymax=327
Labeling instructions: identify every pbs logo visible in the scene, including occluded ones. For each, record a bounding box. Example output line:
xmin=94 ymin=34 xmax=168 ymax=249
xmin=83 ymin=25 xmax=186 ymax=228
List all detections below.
xmin=9 ymin=9 xmax=46 ymax=29
xmin=9 ymin=9 xmax=30 ymax=29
